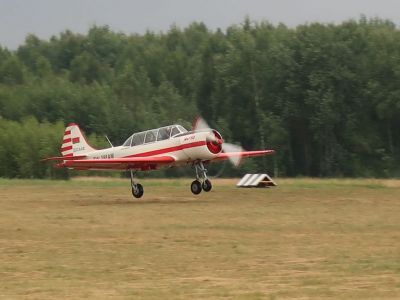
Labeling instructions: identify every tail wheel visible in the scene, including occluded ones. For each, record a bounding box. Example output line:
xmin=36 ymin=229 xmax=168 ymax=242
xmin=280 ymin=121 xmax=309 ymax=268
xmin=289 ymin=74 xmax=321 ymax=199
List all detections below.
xmin=132 ymin=183 xmax=144 ymax=198
xmin=191 ymin=180 xmax=202 ymax=195
xmin=202 ymin=179 xmax=212 ymax=192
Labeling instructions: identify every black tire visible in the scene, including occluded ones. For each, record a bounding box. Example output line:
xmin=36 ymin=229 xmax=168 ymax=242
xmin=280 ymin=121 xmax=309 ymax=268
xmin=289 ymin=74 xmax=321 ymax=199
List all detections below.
xmin=202 ymin=179 xmax=212 ymax=192
xmin=132 ymin=183 xmax=144 ymax=198
xmin=191 ymin=180 xmax=202 ymax=195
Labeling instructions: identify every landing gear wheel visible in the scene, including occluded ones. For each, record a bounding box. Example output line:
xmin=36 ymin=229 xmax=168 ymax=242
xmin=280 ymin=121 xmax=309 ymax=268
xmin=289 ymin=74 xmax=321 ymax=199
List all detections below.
xmin=191 ymin=180 xmax=202 ymax=195
xmin=132 ymin=183 xmax=144 ymax=198
xmin=202 ymin=179 xmax=212 ymax=192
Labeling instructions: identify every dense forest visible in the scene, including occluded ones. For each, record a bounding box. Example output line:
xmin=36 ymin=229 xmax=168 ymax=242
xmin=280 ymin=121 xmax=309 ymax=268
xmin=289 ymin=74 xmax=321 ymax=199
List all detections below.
xmin=0 ymin=17 xmax=399 ymax=178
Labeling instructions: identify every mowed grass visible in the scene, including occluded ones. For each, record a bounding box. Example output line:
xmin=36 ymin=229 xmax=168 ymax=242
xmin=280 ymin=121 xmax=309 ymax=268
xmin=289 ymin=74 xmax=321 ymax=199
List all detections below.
xmin=1 ymin=178 xmax=400 ymax=299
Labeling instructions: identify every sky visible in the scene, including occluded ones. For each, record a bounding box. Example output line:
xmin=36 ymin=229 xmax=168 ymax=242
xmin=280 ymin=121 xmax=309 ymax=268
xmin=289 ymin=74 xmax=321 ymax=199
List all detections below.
xmin=0 ymin=0 xmax=399 ymax=49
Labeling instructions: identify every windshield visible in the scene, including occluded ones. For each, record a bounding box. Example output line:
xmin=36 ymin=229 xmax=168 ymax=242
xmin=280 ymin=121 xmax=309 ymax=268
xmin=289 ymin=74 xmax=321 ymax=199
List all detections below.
xmin=122 ymin=136 xmax=132 ymax=147
xmin=177 ymin=125 xmax=187 ymax=133
xmin=170 ymin=126 xmax=180 ymax=137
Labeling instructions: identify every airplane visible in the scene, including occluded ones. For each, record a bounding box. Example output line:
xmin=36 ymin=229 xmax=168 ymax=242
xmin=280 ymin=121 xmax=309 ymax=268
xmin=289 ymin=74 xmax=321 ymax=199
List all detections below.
xmin=43 ymin=118 xmax=274 ymax=198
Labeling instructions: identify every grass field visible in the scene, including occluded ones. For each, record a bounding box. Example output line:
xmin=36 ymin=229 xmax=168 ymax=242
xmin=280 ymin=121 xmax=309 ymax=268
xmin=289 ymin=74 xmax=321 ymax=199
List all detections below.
xmin=1 ymin=178 xmax=400 ymax=299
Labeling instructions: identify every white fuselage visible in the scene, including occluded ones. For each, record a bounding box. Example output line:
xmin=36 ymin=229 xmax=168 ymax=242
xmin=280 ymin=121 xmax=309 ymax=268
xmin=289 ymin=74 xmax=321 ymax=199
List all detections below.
xmin=78 ymin=130 xmax=218 ymax=167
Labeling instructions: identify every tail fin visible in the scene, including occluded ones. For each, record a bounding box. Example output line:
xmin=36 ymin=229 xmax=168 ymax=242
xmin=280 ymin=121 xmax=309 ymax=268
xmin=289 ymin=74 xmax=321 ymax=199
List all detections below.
xmin=61 ymin=123 xmax=96 ymax=157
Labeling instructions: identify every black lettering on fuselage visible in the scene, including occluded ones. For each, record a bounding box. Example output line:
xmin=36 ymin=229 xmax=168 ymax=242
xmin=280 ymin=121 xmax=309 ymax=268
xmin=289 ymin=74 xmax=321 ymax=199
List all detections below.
xmin=100 ymin=153 xmax=114 ymax=159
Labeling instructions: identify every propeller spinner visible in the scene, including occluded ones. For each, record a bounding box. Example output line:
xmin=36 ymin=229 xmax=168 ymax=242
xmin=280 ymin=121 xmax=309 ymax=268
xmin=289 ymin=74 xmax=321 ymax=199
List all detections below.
xmin=193 ymin=116 xmax=245 ymax=167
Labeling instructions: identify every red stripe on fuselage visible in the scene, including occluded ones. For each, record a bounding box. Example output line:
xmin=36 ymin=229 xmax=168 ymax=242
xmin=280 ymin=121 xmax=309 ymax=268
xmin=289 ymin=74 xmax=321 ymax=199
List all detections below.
xmin=63 ymin=138 xmax=71 ymax=144
xmin=127 ymin=141 xmax=206 ymax=158
xmin=61 ymin=145 xmax=73 ymax=152
xmin=64 ymin=130 xmax=71 ymax=135
xmin=64 ymin=153 xmax=73 ymax=157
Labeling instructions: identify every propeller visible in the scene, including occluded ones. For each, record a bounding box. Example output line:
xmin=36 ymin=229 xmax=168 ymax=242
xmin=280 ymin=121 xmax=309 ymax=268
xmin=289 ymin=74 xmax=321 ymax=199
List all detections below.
xmin=193 ymin=116 xmax=244 ymax=167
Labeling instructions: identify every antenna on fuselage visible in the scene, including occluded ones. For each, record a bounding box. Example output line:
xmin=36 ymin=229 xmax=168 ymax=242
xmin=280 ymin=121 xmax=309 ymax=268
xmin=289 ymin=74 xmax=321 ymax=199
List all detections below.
xmin=105 ymin=135 xmax=114 ymax=148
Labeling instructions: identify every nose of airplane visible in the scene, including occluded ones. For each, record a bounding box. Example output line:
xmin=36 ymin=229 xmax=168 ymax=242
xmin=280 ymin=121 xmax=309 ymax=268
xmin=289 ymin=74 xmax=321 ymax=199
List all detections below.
xmin=206 ymin=130 xmax=223 ymax=154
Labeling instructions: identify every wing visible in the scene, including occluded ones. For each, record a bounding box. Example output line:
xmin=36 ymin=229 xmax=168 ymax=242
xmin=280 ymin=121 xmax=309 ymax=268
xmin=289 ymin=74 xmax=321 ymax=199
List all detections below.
xmin=56 ymin=156 xmax=176 ymax=170
xmin=211 ymin=149 xmax=275 ymax=163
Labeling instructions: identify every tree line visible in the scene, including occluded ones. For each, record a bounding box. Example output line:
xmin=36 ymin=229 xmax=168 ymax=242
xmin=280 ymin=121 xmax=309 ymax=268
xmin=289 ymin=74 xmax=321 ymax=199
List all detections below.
xmin=0 ymin=16 xmax=399 ymax=178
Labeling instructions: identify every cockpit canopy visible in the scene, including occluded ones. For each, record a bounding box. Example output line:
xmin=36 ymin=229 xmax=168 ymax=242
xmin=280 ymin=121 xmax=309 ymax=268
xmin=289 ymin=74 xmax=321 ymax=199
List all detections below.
xmin=122 ymin=125 xmax=188 ymax=147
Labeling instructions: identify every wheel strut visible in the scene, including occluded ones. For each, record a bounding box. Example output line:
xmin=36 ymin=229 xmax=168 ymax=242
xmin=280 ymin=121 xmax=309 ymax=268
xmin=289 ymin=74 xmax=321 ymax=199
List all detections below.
xmin=130 ymin=170 xmax=144 ymax=198
xmin=191 ymin=162 xmax=212 ymax=194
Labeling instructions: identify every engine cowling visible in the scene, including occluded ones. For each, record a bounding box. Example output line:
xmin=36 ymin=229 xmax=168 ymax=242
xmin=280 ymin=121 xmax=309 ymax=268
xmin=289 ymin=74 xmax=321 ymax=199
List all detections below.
xmin=179 ymin=130 xmax=223 ymax=161
xmin=206 ymin=130 xmax=223 ymax=154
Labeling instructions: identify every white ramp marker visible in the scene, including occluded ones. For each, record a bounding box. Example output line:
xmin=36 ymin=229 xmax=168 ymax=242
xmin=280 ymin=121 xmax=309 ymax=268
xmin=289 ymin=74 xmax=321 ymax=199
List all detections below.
xmin=245 ymin=174 xmax=260 ymax=186
xmin=237 ymin=173 xmax=277 ymax=188
xmin=237 ymin=174 xmax=252 ymax=187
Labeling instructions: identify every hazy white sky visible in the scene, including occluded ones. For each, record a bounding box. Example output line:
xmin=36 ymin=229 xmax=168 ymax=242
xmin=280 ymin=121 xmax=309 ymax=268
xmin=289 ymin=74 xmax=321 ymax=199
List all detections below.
xmin=0 ymin=0 xmax=399 ymax=49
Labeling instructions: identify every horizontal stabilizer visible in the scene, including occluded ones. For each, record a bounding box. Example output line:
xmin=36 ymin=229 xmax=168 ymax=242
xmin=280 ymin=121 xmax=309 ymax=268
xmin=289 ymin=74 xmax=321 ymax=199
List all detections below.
xmin=41 ymin=155 xmax=87 ymax=162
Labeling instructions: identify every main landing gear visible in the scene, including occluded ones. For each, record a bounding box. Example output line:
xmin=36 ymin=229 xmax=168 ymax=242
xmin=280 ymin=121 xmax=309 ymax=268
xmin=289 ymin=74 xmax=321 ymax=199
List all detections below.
xmin=130 ymin=170 xmax=144 ymax=199
xmin=191 ymin=162 xmax=212 ymax=195
xmin=129 ymin=163 xmax=211 ymax=198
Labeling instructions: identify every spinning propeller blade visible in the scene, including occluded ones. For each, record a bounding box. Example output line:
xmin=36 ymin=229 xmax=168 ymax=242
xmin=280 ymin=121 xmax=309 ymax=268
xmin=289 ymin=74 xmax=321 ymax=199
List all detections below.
xmin=193 ymin=116 xmax=211 ymax=131
xmin=221 ymin=142 xmax=244 ymax=167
